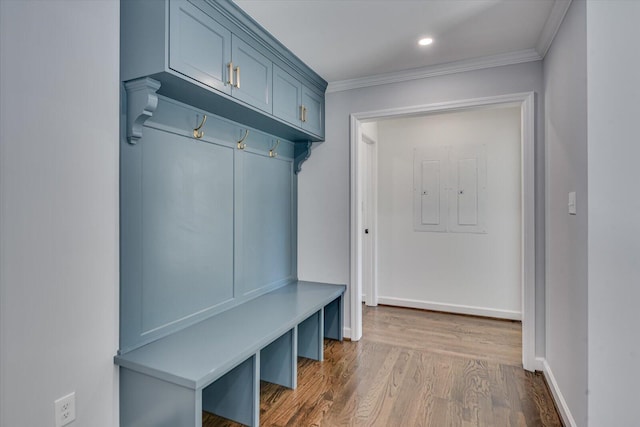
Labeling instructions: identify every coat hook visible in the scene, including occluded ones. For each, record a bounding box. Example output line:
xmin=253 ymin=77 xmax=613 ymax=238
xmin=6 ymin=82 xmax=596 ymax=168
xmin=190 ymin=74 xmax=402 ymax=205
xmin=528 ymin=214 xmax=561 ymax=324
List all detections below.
xmin=269 ymin=139 xmax=280 ymax=158
xmin=237 ymin=129 xmax=249 ymax=150
xmin=193 ymin=115 xmax=207 ymax=139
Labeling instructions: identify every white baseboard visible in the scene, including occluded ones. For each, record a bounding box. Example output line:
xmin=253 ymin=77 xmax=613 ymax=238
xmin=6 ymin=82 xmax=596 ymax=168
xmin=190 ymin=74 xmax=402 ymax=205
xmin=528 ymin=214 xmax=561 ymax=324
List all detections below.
xmin=342 ymin=327 xmax=351 ymax=340
xmin=541 ymin=358 xmax=577 ymax=427
xmin=377 ymin=296 xmax=522 ymax=321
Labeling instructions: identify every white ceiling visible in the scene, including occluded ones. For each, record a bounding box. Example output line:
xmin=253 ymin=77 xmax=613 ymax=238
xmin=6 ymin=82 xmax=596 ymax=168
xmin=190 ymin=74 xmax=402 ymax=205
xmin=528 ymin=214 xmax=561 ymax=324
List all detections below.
xmin=234 ymin=0 xmax=565 ymax=84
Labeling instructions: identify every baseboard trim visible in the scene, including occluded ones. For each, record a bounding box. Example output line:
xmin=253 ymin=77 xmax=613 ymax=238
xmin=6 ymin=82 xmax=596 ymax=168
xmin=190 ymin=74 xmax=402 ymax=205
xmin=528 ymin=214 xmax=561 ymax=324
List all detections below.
xmin=540 ymin=358 xmax=578 ymax=427
xmin=343 ymin=327 xmax=352 ymax=340
xmin=377 ymin=296 xmax=522 ymax=321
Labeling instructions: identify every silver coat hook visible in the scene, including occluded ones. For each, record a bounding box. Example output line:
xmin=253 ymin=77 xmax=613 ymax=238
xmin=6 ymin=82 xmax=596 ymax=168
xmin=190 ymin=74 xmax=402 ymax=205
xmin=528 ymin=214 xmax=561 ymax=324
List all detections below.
xmin=237 ymin=129 xmax=249 ymax=150
xmin=269 ymin=140 xmax=280 ymax=158
xmin=193 ymin=115 xmax=207 ymax=139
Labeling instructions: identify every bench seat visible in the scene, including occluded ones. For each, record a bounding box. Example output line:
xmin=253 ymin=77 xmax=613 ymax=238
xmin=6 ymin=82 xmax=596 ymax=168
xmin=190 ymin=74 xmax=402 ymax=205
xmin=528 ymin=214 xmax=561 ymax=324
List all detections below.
xmin=115 ymin=280 xmax=345 ymax=427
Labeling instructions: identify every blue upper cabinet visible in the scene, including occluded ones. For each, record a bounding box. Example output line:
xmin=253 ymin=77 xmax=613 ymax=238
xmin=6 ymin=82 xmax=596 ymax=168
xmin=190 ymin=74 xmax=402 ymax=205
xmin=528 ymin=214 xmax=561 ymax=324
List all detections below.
xmin=273 ymin=66 xmax=303 ymax=128
xmin=169 ymin=0 xmax=232 ymax=95
xmin=301 ymin=84 xmax=324 ymax=137
xmin=121 ymin=0 xmax=326 ymax=142
xmin=273 ymin=65 xmax=324 ymax=138
xmin=231 ymin=35 xmax=272 ymax=113
xmin=169 ymin=3 xmax=271 ymax=113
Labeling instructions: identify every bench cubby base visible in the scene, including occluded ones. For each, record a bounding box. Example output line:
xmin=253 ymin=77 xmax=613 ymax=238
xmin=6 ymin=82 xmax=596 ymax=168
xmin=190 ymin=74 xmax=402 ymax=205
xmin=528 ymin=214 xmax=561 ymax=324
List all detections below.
xmin=298 ymin=310 xmax=324 ymax=361
xmin=260 ymin=327 xmax=297 ymax=389
xmin=116 ymin=282 xmax=345 ymax=427
xmin=120 ymin=368 xmax=203 ymax=427
xmin=324 ymin=295 xmax=344 ymax=341
xmin=202 ymin=354 xmax=260 ymax=426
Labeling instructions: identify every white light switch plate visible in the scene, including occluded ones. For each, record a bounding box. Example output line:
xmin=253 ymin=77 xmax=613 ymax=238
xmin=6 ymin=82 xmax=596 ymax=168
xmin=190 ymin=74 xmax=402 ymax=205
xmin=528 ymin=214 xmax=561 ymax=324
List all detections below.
xmin=568 ymin=191 xmax=577 ymax=215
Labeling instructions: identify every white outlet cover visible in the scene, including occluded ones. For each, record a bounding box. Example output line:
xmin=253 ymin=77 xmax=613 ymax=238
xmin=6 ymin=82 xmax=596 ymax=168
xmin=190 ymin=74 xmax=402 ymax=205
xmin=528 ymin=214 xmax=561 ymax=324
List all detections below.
xmin=54 ymin=392 xmax=76 ymax=427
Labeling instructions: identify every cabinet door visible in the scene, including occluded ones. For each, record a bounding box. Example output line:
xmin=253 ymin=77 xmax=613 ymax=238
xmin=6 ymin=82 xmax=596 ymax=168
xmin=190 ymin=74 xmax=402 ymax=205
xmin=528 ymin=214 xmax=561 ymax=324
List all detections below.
xmin=301 ymin=86 xmax=325 ymax=137
xmin=273 ymin=65 xmax=302 ymax=127
xmin=169 ymin=0 xmax=232 ymax=94
xmin=231 ymin=35 xmax=272 ymax=113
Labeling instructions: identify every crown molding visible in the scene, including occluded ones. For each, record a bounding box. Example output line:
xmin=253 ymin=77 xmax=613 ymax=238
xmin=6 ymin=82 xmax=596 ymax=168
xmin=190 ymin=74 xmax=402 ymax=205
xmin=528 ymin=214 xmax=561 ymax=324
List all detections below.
xmin=326 ymin=49 xmax=542 ymax=93
xmin=536 ymin=0 xmax=573 ymax=58
xmin=326 ymin=0 xmax=571 ymax=94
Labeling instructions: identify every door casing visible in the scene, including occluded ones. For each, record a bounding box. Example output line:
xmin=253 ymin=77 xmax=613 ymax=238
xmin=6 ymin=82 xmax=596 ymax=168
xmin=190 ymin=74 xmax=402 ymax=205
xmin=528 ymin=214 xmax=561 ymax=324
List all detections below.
xmin=349 ymin=92 xmax=538 ymax=372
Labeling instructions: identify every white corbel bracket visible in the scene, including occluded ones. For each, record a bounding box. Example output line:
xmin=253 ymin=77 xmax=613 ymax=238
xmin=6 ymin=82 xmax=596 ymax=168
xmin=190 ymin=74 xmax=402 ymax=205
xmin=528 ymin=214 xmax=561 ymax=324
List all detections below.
xmin=294 ymin=141 xmax=313 ymax=174
xmin=125 ymin=77 xmax=161 ymax=144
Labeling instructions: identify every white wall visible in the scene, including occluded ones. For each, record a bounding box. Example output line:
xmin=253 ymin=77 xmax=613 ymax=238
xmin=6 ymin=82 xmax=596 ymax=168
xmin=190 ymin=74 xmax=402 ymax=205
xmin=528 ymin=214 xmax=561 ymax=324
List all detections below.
xmin=542 ymin=0 xmax=587 ymax=425
xmin=587 ymin=1 xmax=640 ymax=425
xmin=376 ymin=107 xmax=521 ymax=318
xmin=298 ymin=61 xmax=546 ymax=354
xmin=0 ymin=1 xmax=120 ymax=426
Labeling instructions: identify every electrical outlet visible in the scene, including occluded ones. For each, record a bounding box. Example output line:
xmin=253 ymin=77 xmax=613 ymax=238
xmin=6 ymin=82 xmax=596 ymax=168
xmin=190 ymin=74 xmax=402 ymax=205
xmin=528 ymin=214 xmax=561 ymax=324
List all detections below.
xmin=54 ymin=392 xmax=76 ymax=427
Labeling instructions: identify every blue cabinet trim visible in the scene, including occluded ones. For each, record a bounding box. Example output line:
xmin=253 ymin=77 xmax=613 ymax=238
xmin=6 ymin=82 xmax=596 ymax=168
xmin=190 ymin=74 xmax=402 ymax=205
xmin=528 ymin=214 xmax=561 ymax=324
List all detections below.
xmin=125 ymin=78 xmax=161 ymax=144
xmin=294 ymin=141 xmax=313 ymax=174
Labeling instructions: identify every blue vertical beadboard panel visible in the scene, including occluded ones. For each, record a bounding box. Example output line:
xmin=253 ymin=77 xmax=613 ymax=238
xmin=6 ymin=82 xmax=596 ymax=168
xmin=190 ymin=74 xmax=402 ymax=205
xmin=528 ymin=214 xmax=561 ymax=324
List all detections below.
xmin=233 ymin=128 xmax=245 ymax=299
xmin=242 ymin=152 xmax=293 ymax=297
xmin=324 ymin=296 xmax=344 ymax=341
xmin=120 ymin=368 xmax=201 ymax=427
xmin=202 ymin=354 xmax=260 ymax=426
xmin=298 ymin=310 xmax=324 ymax=361
xmin=231 ymin=35 xmax=273 ymax=113
xmin=291 ymin=169 xmax=299 ymax=281
xmin=120 ymin=95 xmax=297 ymax=352
xmin=260 ymin=328 xmax=297 ymax=389
xmin=169 ymin=0 xmax=232 ymax=94
xmin=141 ymin=127 xmax=234 ymax=333
xmin=120 ymin=97 xmax=145 ymax=352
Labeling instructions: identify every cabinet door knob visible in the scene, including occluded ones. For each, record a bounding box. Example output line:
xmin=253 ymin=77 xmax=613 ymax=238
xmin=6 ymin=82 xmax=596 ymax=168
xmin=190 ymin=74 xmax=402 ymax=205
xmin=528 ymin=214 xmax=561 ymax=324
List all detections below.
xmin=365 ymin=228 xmax=369 ymax=234
xmin=234 ymin=65 xmax=241 ymax=89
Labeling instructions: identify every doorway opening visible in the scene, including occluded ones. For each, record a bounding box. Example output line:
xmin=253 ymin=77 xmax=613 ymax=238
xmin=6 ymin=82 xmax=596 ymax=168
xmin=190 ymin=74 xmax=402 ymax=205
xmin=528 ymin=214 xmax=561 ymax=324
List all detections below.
xmin=349 ymin=92 xmax=537 ymax=371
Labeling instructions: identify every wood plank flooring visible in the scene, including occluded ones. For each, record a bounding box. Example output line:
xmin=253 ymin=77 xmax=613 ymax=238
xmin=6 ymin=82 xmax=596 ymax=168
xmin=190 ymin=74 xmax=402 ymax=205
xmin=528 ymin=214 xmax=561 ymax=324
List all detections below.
xmin=203 ymin=305 xmax=562 ymax=426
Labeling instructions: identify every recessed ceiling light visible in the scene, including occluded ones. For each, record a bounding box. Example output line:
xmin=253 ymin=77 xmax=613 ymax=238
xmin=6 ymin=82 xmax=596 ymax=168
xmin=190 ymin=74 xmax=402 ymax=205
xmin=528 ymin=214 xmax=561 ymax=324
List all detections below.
xmin=418 ymin=37 xmax=433 ymax=46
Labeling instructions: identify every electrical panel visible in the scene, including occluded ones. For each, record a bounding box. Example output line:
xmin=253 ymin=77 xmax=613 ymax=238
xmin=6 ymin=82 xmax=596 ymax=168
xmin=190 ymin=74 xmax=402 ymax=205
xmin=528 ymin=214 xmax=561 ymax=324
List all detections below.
xmin=413 ymin=145 xmax=487 ymax=234
xmin=413 ymin=147 xmax=448 ymax=232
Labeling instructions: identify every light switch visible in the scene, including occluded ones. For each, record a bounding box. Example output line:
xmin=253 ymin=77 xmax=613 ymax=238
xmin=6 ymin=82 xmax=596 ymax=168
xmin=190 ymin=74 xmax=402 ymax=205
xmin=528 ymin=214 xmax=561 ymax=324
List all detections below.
xmin=568 ymin=191 xmax=576 ymax=215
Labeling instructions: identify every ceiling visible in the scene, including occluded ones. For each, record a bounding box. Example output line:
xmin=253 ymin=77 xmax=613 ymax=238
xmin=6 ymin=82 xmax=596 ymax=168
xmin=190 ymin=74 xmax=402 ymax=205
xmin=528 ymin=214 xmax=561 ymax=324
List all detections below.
xmin=234 ymin=0 xmax=568 ymax=85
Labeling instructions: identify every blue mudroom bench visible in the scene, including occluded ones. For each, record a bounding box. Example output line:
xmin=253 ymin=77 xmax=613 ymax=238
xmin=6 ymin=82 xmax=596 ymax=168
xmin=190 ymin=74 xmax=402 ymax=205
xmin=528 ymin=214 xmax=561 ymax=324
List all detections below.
xmin=117 ymin=0 xmax=338 ymax=425
xmin=115 ymin=281 xmax=344 ymax=426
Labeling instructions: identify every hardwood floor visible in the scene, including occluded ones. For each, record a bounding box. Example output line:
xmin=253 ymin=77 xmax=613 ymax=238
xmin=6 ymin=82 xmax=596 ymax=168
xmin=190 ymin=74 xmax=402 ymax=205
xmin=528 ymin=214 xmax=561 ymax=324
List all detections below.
xmin=203 ymin=305 xmax=562 ymax=426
